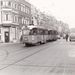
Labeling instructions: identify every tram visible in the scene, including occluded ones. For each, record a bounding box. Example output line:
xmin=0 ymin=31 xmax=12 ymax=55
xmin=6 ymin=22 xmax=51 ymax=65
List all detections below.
xmin=48 ymin=30 xmax=57 ymax=41
xmin=22 ymin=25 xmax=57 ymax=46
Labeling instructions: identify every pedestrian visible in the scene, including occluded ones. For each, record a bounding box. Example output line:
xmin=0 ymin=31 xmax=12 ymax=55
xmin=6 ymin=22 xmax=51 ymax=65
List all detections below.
xmin=20 ymin=35 xmax=23 ymax=43
xmin=65 ymin=34 xmax=69 ymax=42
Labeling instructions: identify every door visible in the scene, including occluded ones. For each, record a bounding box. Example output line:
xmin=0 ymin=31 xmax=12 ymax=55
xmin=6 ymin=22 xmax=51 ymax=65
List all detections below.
xmin=5 ymin=32 xmax=9 ymax=43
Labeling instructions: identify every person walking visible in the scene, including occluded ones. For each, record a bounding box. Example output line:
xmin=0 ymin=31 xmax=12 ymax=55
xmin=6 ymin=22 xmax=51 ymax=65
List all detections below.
xmin=20 ymin=35 xmax=23 ymax=43
xmin=65 ymin=34 xmax=69 ymax=42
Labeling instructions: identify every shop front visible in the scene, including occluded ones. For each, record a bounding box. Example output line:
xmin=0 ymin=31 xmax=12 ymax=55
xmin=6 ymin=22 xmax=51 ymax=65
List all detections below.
xmin=1 ymin=25 xmax=19 ymax=43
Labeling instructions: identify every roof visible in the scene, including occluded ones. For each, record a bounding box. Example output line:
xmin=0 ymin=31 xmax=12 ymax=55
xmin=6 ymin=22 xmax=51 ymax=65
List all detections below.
xmin=23 ymin=25 xmax=47 ymax=30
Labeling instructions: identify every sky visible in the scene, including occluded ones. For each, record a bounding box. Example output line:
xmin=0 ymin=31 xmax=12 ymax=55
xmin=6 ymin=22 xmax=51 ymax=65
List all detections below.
xmin=29 ymin=0 xmax=75 ymax=28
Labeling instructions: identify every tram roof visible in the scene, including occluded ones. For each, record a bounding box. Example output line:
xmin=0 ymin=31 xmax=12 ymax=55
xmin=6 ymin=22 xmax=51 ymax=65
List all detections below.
xmin=24 ymin=25 xmax=47 ymax=30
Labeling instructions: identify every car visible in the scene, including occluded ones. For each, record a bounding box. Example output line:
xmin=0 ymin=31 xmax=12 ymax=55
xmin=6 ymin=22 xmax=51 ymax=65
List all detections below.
xmin=69 ymin=33 xmax=75 ymax=41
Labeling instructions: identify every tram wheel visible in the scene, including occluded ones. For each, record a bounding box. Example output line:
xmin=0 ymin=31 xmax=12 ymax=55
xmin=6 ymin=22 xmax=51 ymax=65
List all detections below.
xmin=25 ymin=43 xmax=30 ymax=46
xmin=35 ymin=42 xmax=40 ymax=46
xmin=70 ymin=39 xmax=71 ymax=41
xmin=40 ymin=40 xmax=44 ymax=44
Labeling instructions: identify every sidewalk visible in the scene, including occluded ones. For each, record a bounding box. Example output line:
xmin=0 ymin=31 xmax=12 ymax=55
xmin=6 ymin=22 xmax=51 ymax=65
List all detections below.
xmin=0 ymin=42 xmax=20 ymax=46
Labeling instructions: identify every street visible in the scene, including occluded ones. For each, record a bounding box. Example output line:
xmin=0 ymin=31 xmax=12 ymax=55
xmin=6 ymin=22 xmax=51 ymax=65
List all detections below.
xmin=0 ymin=38 xmax=75 ymax=75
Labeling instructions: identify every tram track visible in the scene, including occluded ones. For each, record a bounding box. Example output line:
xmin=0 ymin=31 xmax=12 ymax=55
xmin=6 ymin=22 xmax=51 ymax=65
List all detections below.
xmin=0 ymin=41 xmax=60 ymax=71
xmin=0 ymin=50 xmax=9 ymax=63
xmin=0 ymin=41 xmax=57 ymax=57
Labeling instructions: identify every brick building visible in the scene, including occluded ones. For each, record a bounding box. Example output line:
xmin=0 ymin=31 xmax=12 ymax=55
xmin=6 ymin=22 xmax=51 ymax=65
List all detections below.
xmin=0 ymin=0 xmax=31 ymax=43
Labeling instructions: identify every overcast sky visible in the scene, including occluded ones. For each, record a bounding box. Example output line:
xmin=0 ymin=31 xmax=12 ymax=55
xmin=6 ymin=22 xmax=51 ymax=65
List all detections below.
xmin=29 ymin=0 xmax=75 ymax=28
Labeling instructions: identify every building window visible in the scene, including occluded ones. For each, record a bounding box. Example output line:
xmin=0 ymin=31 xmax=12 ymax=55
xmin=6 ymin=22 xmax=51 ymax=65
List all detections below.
xmin=0 ymin=29 xmax=1 ymax=34
xmin=6 ymin=1 xmax=8 ymax=6
xmin=15 ymin=4 xmax=17 ymax=9
xmin=21 ymin=5 xmax=23 ymax=11
xmin=24 ymin=18 xmax=26 ymax=24
xmin=15 ymin=16 xmax=17 ymax=22
xmin=21 ymin=4 xmax=25 ymax=12
xmin=24 ymin=5 xmax=25 ymax=12
xmin=8 ymin=2 xmax=11 ymax=6
xmin=19 ymin=5 xmax=21 ymax=10
xmin=13 ymin=15 xmax=18 ymax=23
xmin=28 ymin=8 xmax=29 ymax=14
xmin=25 ymin=17 xmax=28 ymax=25
xmin=13 ymin=16 xmax=16 ymax=22
xmin=6 ymin=14 xmax=8 ymax=20
xmin=12 ymin=2 xmax=15 ymax=8
xmin=1 ymin=1 xmax=6 ymax=6
xmin=0 ymin=35 xmax=1 ymax=40
xmin=25 ymin=6 xmax=27 ymax=13
xmin=0 ymin=28 xmax=1 ymax=40
xmin=27 ymin=18 xmax=29 ymax=24
xmin=22 ymin=17 xmax=24 ymax=24
xmin=1 ymin=1 xmax=3 ymax=6
xmin=12 ymin=2 xmax=18 ymax=9
xmin=12 ymin=28 xmax=16 ymax=39
xmin=19 ymin=17 xmax=21 ymax=23
xmin=0 ymin=1 xmax=12 ymax=7
xmin=3 ymin=14 xmax=11 ymax=21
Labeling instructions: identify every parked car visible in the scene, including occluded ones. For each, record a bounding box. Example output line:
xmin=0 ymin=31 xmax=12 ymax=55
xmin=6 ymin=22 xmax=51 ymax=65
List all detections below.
xmin=69 ymin=33 xmax=75 ymax=41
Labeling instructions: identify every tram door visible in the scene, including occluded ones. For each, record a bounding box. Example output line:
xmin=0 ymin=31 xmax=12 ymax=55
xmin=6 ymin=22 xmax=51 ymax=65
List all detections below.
xmin=5 ymin=32 xmax=9 ymax=43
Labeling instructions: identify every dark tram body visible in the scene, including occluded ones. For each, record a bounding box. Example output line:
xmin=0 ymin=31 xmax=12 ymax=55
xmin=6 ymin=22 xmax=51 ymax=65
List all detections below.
xmin=22 ymin=25 xmax=58 ymax=46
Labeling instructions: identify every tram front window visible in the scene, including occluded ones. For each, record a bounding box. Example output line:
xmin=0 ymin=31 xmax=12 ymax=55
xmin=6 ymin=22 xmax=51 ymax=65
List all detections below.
xmin=29 ymin=30 xmax=37 ymax=35
xmin=23 ymin=30 xmax=30 ymax=35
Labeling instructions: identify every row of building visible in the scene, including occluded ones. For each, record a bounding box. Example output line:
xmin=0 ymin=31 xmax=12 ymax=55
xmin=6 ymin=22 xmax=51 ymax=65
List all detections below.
xmin=0 ymin=0 xmax=69 ymax=43
xmin=0 ymin=0 xmax=32 ymax=43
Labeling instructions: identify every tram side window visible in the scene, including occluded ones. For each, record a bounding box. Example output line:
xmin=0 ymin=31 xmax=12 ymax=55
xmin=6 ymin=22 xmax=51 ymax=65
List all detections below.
xmin=52 ymin=30 xmax=54 ymax=35
xmin=43 ymin=30 xmax=45 ymax=35
xmin=45 ymin=30 xmax=48 ymax=35
xmin=54 ymin=31 xmax=56 ymax=35
xmin=37 ymin=29 xmax=39 ymax=35
xmin=40 ymin=29 xmax=43 ymax=35
xmin=53 ymin=31 xmax=55 ymax=35
xmin=49 ymin=30 xmax=52 ymax=35
xmin=48 ymin=31 xmax=50 ymax=35
xmin=56 ymin=31 xmax=58 ymax=35
xmin=55 ymin=31 xmax=57 ymax=35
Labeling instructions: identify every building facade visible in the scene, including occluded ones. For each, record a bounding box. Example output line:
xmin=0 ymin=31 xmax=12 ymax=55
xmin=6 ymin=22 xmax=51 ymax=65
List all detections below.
xmin=0 ymin=0 xmax=31 ymax=43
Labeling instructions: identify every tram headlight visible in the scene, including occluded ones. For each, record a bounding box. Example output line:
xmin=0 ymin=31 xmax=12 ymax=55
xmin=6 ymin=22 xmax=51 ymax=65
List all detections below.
xmin=32 ymin=36 xmax=34 ymax=40
xmin=25 ymin=37 xmax=27 ymax=40
xmin=24 ymin=37 xmax=27 ymax=40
